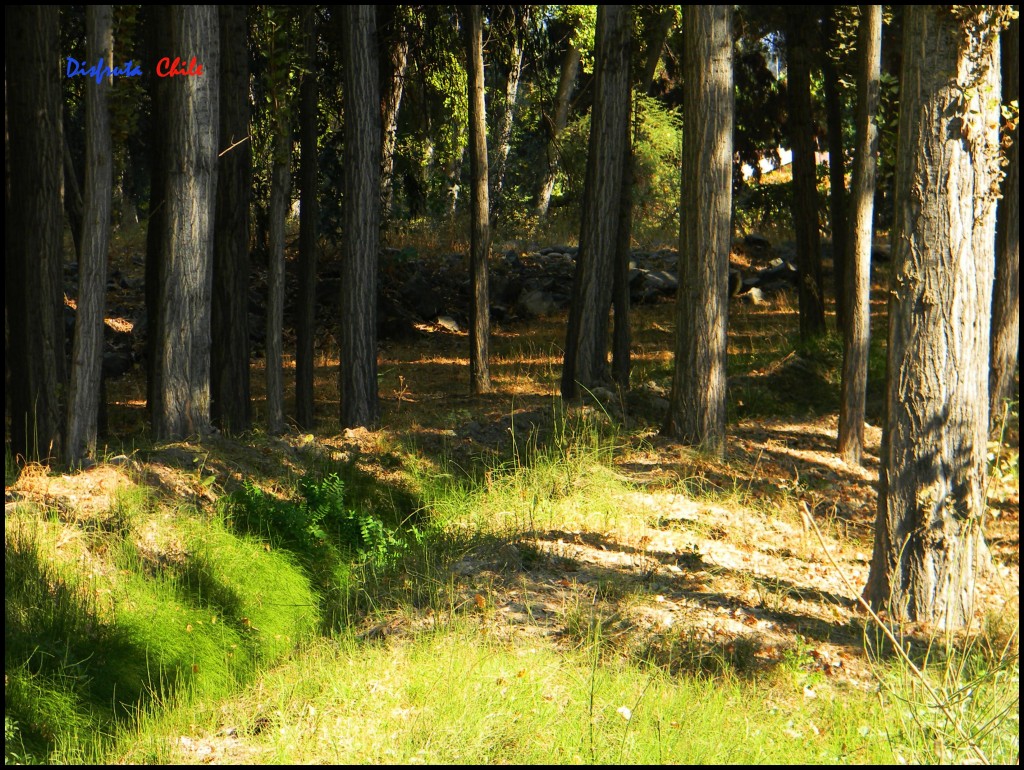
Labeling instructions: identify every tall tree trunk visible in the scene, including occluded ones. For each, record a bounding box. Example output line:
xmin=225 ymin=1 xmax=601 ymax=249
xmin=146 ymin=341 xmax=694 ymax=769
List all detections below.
xmin=662 ymin=5 xmax=733 ymax=457
xmin=151 ymin=6 xmax=219 ymax=440
xmin=296 ymin=7 xmax=319 ymax=430
xmin=489 ymin=8 xmax=526 ymax=229
xmin=145 ymin=5 xmax=169 ymax=422
xmin=266 ymin=117 xmax=289 ymax=435
xmin=990 ymin=15 xmax=1019 ymax=423
xmin=211 ymin=4 xmax=252 ymax=434
xmin=378 ymin=6 xmax=408 ymax=223
xmin=66 ymin=5 xmax=113 ymax=466
xmin=611 ymin=132 xmax=634 ymax=390
xmin=535 ymin=44 xmax=581 ymax=218
xmin=561 ymin=6 xmax=631 ymax=400
xmin=864 ymin=6 xmax=1001 ymax=628
xmin=466 ymin=5 xmax=492 ymax=394
xmin=641 ymin=7 xmax=674 ymax=95
xmin=5 ymin=5 xmax=66 ymax=463
xmin=822 ymin=6 xmax=849 ymax=332
xmin=838 ymin=4 xmax=882 ymax=467
xmin=786 ymin=10 xmax=827 ymax=340
xmin=339 ymin=5 xmax=382 ymax=428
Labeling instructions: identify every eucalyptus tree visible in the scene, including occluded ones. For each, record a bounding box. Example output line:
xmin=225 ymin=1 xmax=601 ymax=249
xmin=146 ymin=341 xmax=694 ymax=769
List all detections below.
xmin=864 ymin=6 xmax=1005 ymax=628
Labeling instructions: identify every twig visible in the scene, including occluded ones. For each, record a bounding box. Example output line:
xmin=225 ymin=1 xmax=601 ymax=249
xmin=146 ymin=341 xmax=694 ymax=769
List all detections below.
xmin=800 ymin=500 xmax=989 ymax=765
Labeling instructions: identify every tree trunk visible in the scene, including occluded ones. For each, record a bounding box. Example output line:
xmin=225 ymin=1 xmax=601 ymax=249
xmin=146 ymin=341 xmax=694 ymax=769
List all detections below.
xmin=838 ymin=5 xmax=882 ymax=466
xmin=822 ymin=6 xmax=849 ymax=332
xmin=211 ymin=4 xmax=252 ymax=434
xmin=864 ymin=6 xmax=1001 ymax=628
xmin=561 ymin=6 xmax=631 ymax=400
xmin=296 ymin=7 xmax=319 ymax=430
xmin=266 ymin=119 xmax=289 ymax=435
xmin=611 ymin=132 xmax=633 ymax=390
xmin=641 ymin=7 xmax=674 ymax=95
xmin=466 ymin=5 xmax=492 ymax=394
xmin=63 ymin=135 xmax=85 ymax=263
xmin=990 ymin=15 xmax=1019 ymax=423
xmin=786 ymin=10 xmax=827 ymax=340
xmin=489 ymin=8 xmax=527 ymax=229
xmin=662 ymin=5 xmax=733 ymax=457
xmin=339 ymin=5 xmax=382 ymax=428
xmin=151 ymin=6 xmax=219 ymax=440
xmin=65 ymin=5 xmax=113 ymax=466
xmin=5 ymin=5 xmax=66 ymax=463
xmin=378 ymin=6 xmax=408 ymax=223
xmin=536 ymin=44 xmax=581 ymax=218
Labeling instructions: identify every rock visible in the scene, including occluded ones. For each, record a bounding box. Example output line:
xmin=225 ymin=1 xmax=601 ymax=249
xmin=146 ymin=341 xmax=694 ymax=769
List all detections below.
xmin=517 ymin=288 xmax=560 ymax=318
xmin=435 ymin=315 xmax=461 ymax=332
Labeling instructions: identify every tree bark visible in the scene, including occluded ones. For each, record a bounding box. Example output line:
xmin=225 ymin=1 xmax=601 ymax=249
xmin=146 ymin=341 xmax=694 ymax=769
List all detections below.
xmin=838 ymin=4 xmax=882 ymax=467
xmin=535 ymin=44 xmax=581 ymax=218
xmin=864 ymin=6 xmax=1000 ymax=628
xmin=662 ymin=5 xmax=733 ymax=457
xmin=151 ymin=6 xmax=219 ymax=440
xmin=339 ymin=5 xmax=382 ymax=428
xmin=296 ymin=7 xmax=319 ymax=430
xmin=822 ymin=6 xmax=849 ymax=332
xmin=561 ymin=6 xmax=631 ymax=400
xmin=466 ymin=5 xmax=492 ymax=394
xmin=65 ymin=5 xmax=113 ymax=466
xmin=786 ymin=10 xmax=827 ymax=340
xmin=990 ymin=15 xmax=1019 ymax=423
xmin=5 ymin=5 xmax=66 ymax=463
xmin=211 ymin=4 xmax=252 ymax=434
xmin=378 ymin=6 xmax=409 ymax=223
xmin=266 ymin=119 xmax=289 ymax=435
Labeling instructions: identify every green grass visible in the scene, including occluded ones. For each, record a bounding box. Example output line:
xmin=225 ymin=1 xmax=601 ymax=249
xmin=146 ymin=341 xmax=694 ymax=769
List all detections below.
xmin=111 ymin=622 xmax=904 ymax=764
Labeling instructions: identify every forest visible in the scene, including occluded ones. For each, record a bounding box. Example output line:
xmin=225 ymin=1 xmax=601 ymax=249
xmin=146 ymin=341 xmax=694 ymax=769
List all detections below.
xmin=4 ymin=4 xmax=1019 ymax=764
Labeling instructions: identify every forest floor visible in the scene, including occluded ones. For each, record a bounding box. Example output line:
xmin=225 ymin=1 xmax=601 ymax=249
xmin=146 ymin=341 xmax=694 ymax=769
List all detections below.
xmin=5 ymin=230 xmax=1020 ymax=764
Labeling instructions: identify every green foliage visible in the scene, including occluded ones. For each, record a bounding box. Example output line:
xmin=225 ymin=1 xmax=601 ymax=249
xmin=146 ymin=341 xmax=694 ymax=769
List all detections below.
xmin=558 ymin=91 xmax=682 ymax=238
xmin=226 ymin=473 xmax=411 ymax=569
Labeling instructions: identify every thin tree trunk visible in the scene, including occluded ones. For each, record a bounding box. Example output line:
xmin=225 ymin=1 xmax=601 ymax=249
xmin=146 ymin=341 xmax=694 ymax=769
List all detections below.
xmin=641 ymin=7 xmax=674 ymax=95
xmin=536 ymin=44 xmax=581 ymax=218
xmin=151 ymin=6 xmax=219 ymax=440
xmin=786 ymin=10 xmax=827 ymax=340
xmin=63 ymin=135 xmax=85 ymax=263
xmin=489 ymin=9 xmax=526 ymax=229
xmin=838 ymin=5 xmax=881 ymax=466
xmin=561 ymin=6 xmax=631 ymax=400
xmin=212 ymin=4 xmax=251 ymax=434
xmin=864 ymin=6 xmax=1000 ymax=628
xmin=266 ymin=123 xmax=289 ymax=435
xmin=611 ymin=140 xmax=633 ymax=390
xmin=339 ymin=5 xmax=381 ymax=427
xmin=990 ymin=15 xmax=1019 ymax=422
xmin=379 ymin=7 xmax=408 ymax=222
xmin=296 ymin=7 xmax=319 ymax=430
xmin=822 ymin=6 xmax=849 ymax=331
xmin=663 ymin=5 xmax=733 ymax=457
xmin=466 ymin=4 xmax=492 ymax=394
xmin=6 ymin=5 xmax=66 ymax=462
xmin=66 ymin=5 xmax=113 ymax=466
